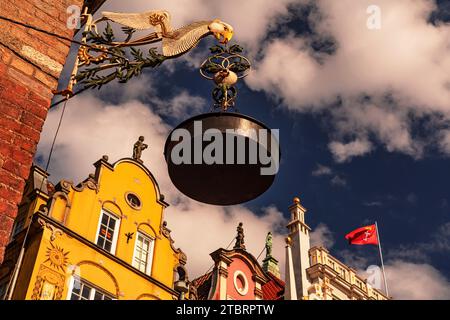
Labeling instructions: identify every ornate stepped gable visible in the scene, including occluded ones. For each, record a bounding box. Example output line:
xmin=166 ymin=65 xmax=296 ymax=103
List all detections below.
xmin=192 ymin=223 xmax=284 ymax=300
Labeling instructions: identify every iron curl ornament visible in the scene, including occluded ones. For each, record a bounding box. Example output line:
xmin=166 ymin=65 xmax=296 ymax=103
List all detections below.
xmin=200 ymin=44 xmax=251 ymax=112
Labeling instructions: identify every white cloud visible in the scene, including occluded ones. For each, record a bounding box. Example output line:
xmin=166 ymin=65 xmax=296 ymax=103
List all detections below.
xmin=363 ymin=201 xmax=383 ymax=207
xmin=386 ymin=246 xmax=430 ymax=263
xmin=430 ymin=222 xmax=450 ymax=252
xmin=311 ymin=164 xmax=333 ymax=176
xmin=336 ymin=249 xmax=370 ymax=271
xmin=246 ymin=0 xmax=450 ymax=161
xmin=37 ymin=93 xmax=287 ymax=279
xmin=170 ymin=204 xmax=287 ymax=279
xmin=328 ymin=139 xmax=373 ymax=163
xmin=356 ymin=259 xmax=450 ymax=299
xmin=386 ymin=222 xmax=450 ymax=262
xmin=438 ymin=130 xmax=450 ymax=154
xmin=99 ymin=74 xmax=207 ymax=120
xmin=385 ymin=260 xmax=450 ymax=300
xmin=154 ymin=90 xmax=207 ymax=119
xmin=310 ymin=223 xmax=334 ymax=248
xmin=330 ymin=175 xmax=347 ymax=187
xmin=102 ymin=74 xmax=158 ymax=103
xmin=406 ymin=192 xmax=418 ymax=205
xmin=311 ymin=164 xmax=347 ymax=187
xmin=330 ymin=102 xmax=424 ymax=159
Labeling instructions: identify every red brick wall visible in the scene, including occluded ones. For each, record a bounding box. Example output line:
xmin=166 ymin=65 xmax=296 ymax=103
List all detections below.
xmin=0 ymin=0 xmax=84 ymax=263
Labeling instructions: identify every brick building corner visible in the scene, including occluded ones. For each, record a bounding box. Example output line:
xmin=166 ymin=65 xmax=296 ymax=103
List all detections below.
xmin=0 ymin=0 xmax=104 ymax=263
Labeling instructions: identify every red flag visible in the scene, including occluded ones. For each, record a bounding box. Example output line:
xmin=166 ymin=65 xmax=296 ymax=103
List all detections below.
xmin=345 ymin=224 xmax=378 ymax=245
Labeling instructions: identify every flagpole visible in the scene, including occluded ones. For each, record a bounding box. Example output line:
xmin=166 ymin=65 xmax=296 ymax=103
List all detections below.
xmin=375 ymin=221 xmax=389 ymax=297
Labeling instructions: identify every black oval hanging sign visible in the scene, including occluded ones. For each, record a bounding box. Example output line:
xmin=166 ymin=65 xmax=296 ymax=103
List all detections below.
xmin=164 ymin=44 xmax=281 ymax=205
xmin=164 ymin=112 xmax=280 ymax=205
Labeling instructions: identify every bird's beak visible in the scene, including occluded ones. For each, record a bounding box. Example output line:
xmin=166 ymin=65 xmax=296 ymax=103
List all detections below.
xmin=221 ymin=30 xmax=233 ymax=44
xmin=214 ymin=30 xmax=233 ymax=44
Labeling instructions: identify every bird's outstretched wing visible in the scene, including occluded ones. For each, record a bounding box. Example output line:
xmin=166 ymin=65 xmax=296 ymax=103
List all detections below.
xmin=101 ymin=10 xmax=172 ymax=32
xmin=162 ymin=21 xmax=211 ymax=57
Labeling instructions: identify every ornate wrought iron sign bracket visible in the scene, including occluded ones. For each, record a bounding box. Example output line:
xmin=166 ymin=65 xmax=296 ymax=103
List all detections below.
xmin=54 ymin=8 xmax=234 ymax=97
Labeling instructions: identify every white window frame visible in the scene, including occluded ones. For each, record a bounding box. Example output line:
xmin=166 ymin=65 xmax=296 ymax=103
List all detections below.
xmin=66 ymin=276 xmax=115 ymax=300
xmin=233 ymin=270 xmax=249 ymax=296
xmin=132 ymin=231 xmax=155 ymax=276
xmin=95 ymin=209 xmax=121 ymax=254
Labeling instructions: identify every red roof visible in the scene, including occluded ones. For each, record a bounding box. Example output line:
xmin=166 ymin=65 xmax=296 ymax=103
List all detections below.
xmin=262 ymin=272 xmax=285 ymax=300
xmin=192 ymin=271 xmax=213 ymax=300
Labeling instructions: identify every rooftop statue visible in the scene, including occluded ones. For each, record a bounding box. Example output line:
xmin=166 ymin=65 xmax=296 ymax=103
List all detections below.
xmin=265 ymin=232 xmax=273 ymax=258
xmin=133 ymin=136 xmax=148 ymax=162
xmin=233 ymin=222 xmax=246 ymax=250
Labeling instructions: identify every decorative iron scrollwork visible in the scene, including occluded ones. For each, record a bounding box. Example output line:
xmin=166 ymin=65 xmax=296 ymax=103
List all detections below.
xmin=74 ymin=23 xmax=166 ymax=90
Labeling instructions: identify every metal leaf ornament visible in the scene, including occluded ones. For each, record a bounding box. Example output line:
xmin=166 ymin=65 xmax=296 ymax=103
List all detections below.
xmin=74 ymin=23 xmax=166 ymax=90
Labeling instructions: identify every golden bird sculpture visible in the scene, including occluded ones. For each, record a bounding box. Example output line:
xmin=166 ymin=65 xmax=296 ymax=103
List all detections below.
xmin=100 ymin=10 xmax=234 ymax=58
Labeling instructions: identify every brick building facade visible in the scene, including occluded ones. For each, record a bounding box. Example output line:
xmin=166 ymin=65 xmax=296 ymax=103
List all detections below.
xmin=0 ymin=0 xmax=105 ymax=263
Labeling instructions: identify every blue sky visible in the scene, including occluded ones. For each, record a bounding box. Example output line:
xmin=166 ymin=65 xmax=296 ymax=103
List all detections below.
xmin=37 ymin=0 xmax=450 ymax=299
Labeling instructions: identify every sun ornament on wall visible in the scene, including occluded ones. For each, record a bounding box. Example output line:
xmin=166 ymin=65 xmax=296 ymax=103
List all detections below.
xmin=44 ymin=243 xmax=69 ymax=272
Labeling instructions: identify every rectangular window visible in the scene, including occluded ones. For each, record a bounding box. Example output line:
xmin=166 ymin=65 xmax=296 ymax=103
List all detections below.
xmin=132 ymin=232 xmax=154 ymax=275
xmin=96 ymin=210 xmax=120 ymax=253
xmin=69 ymin=278 xmax=114 ymax=300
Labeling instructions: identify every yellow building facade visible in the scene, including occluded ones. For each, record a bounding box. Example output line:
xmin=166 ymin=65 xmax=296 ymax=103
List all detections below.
xmin=0 ymin=154 xmax=189 ymax=300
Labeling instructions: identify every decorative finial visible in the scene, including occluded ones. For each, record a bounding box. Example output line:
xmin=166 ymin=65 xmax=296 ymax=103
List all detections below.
xmin=293 ymin=197 xmax=300 ymax=204
xmin=200 ymin=44 xmax=251 ymax=112
xmin=265 ymin=231 xmax=273 ymax=258
xmin=285 ymin=236 xmax=292 ymax=246
xmin=233 ymin=222 xmax=246 ymax=250
xmin=102 ymin=155 xmax=109 ymax=161
xmin=133 ymin=136 xmax=148 ymax=163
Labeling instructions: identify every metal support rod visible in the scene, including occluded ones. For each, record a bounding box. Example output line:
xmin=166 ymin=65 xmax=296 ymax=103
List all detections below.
xmin=6 ymin=247 xmax=24 ymax=300
xmin=375 ymin=221 xmax=389 ymax=297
